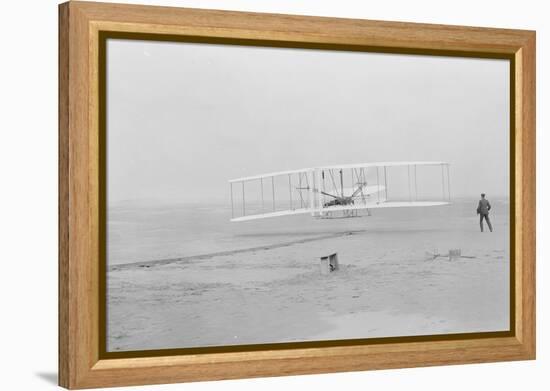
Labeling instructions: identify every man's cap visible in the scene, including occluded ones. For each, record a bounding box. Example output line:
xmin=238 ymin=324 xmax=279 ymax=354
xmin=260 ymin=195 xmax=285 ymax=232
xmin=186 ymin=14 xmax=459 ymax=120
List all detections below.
xmin=481 ymin=193 xmax=486 ymax=197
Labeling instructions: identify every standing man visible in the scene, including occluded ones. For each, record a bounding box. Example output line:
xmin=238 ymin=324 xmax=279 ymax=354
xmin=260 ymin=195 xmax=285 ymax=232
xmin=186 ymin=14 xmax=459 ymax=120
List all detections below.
xmin=477 ymin=193 xmax=493 ymax=232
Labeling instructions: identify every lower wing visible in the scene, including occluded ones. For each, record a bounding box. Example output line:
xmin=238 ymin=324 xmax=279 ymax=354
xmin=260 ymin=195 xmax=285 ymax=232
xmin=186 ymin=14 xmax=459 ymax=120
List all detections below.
xmin=230 ymin=201 xmax=449 ymax=222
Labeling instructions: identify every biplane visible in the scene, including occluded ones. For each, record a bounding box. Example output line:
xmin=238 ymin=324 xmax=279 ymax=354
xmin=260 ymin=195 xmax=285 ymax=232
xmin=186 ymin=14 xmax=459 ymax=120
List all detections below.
xmin=229 ymin=162 xmax=451 ymax=222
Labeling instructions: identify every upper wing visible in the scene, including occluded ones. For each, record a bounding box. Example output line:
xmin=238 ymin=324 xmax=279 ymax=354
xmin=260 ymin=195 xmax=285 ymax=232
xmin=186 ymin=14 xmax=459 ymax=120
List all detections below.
xmin=318 ymin=161 xmax=448 ymax=170
xmin=228 ymin=168 xmax=314 ymax=184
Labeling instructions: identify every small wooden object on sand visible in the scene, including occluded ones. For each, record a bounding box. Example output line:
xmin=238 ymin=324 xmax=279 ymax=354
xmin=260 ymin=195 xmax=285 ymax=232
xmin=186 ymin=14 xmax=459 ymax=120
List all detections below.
xmin=448 ymin=249 xmax=462 ymax=261
xmin=320 ymin=253 xmax=339 ymax=275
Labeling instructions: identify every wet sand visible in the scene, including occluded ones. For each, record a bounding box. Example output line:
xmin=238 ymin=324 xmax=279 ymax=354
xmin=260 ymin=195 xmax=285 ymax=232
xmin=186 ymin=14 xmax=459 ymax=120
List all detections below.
xmin=107 ymin=205 xmax=509 ymax=351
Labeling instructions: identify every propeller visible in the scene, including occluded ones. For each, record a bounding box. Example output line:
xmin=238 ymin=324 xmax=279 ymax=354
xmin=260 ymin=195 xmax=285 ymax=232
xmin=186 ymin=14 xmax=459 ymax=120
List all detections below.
xmin=350 ymin=182 xmax=368 ymax=198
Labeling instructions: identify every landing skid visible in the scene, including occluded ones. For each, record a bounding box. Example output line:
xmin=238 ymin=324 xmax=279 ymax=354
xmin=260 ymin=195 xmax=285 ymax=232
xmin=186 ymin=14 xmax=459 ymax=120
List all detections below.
xmin=316 ymin=209 xmax=371 ymax=219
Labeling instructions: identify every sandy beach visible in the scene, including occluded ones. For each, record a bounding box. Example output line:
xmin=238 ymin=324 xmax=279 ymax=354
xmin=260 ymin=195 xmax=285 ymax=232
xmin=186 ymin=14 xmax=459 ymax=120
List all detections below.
xmin=107 ymin=199 xmax=509 ymax=352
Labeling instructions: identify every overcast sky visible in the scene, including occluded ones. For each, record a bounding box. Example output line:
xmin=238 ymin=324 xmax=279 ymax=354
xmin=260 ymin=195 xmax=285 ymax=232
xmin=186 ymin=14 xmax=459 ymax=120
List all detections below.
xmin=107 ymin=39 xmax=509 ymax=204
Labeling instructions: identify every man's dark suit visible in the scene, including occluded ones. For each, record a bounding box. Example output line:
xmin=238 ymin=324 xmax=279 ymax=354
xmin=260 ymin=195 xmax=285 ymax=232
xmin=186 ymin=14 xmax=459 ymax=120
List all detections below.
xmin=477 ymin=198 xmax=493 ymax=232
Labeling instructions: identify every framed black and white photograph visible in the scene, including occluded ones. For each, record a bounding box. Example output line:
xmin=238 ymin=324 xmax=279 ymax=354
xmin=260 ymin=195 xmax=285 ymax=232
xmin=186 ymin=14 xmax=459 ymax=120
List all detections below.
xmin=58 ymin=2 xmax=535 ymax=389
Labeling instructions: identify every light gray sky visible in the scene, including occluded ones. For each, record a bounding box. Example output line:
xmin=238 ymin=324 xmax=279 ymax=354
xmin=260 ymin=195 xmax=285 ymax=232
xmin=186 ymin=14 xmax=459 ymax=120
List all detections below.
xmin=107 ymin=39 xmax=509 ymax=204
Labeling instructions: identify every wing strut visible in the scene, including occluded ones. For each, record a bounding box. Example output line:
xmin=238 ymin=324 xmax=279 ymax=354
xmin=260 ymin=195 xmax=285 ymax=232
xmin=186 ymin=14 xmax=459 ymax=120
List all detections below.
xmin=288 ymin=174 xmax=293 ymax=210
xmin=414 ymin=165 xmax=418 ymax=200
xmin=376 ymin=167 xmax=380 ymax=203
xmin=441 ymin=164 xmax=445 ymax=200
xmin=384 ymin=166 xmax=389 ymax=200
xmin=230 ymin=182 xmax=234 ymax=218
xmin=408 ymin=165 xmax=412 ymax=202
xmin=447 ymin=164 xmax=451 ymax=202
xmin=260 ymin=178 xmax=264 ymax=211
xmin=272 ymin=177 xmax=275 ymax=211
xmin=242 ymin=182 xmax=245 ymax=215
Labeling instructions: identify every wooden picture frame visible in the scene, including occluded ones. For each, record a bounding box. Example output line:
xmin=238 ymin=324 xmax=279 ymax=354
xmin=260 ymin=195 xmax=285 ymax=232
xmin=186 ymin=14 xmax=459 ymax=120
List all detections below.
xmin=59 ymin=1 xmax=535 ymax=389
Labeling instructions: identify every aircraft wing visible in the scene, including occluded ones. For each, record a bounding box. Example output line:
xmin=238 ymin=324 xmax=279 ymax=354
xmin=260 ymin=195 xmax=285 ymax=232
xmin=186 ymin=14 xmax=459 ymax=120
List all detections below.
xmin=320 ymin=201 xmax=449 ymax=214
xmin=229 ymin=168 xmax=316 ymax=222
xmin=228 ymin=162 xmax=450 ymax=221
xmin=230 ymin=208 xmax=312 ymax=222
